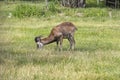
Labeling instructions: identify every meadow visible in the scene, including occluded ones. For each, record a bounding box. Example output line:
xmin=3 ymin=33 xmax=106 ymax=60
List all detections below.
xmin=0 ymin=1 xmax=120 ymax=80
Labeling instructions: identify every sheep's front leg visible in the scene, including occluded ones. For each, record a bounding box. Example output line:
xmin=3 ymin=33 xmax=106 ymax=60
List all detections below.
xmin=56 ymin=41 xmax=59 ymax=47
xmin=56 ymin=40 xmax=59 ymax=50
xmin=59 ymin=36 xmax=63 ymax=51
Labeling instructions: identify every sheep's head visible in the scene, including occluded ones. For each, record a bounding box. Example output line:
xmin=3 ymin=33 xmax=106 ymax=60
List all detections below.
xmin=34 ymin=36 xmax=43 ymax=49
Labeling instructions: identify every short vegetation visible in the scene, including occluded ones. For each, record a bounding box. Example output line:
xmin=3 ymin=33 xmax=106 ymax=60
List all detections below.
xmin=0 ymin=0 xmax=120 ymax=80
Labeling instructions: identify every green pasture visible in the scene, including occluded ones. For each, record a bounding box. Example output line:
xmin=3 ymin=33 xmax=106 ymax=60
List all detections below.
xmin=0 ymin=1 xmax=120 ymax=80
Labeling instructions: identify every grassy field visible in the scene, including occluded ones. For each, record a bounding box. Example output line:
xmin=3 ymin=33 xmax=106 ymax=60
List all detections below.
xmin=0 ymin=1 xmax=120 ymax=80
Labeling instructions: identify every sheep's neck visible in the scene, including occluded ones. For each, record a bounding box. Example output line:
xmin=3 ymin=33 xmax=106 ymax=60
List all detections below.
xmin=41 ymin=36 xmax=56 ymax=45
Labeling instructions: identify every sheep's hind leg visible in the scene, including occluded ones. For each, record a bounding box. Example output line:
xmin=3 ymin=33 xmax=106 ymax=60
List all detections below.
xmin=68 ymin=35 xmax=75 ymax=50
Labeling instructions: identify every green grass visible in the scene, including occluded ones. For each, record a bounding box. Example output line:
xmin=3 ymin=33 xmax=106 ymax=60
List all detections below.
xmin=0 ymin=1 xmax=120 ymax=80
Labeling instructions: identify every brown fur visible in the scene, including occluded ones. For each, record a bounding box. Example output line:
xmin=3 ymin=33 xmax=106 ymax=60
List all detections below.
xmin=35 ymin=22 xmax=77 ymax=50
